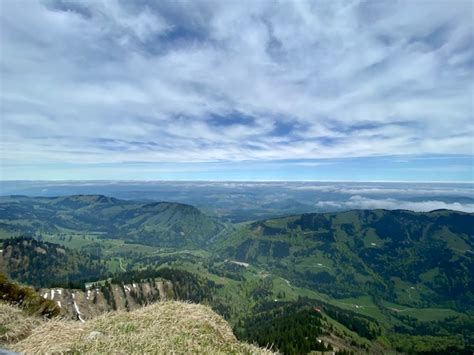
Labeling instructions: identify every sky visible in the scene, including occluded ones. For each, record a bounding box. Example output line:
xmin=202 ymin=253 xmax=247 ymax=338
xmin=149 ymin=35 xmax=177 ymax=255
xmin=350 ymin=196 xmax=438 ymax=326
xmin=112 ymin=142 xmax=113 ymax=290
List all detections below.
xmin=0 ymin=0 xmax=473 ymax=181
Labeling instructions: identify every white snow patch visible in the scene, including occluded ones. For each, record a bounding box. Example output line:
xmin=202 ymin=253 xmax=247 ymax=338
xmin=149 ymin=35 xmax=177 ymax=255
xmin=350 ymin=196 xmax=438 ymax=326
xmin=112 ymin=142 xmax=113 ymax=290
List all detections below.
xmin=73 ymin=301 xmax=80 ymax=314
xmin=72 ymin=294 xmax=85 ymax=323
xmin=50 ymin=289 xmax=55 ymax=300
xmin=371 ymin=242 xmax=377 ymax=246
xmin=227 ymin=260 xmax=249 ymax=267
xmin=57 ymin=301 xmax=61 ymax=308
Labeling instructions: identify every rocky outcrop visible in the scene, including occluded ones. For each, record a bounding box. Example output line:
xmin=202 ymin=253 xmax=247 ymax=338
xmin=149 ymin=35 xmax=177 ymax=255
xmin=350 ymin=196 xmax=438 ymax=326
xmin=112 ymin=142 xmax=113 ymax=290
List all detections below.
xmin=39 ymin=278 xmax=174 ymax=321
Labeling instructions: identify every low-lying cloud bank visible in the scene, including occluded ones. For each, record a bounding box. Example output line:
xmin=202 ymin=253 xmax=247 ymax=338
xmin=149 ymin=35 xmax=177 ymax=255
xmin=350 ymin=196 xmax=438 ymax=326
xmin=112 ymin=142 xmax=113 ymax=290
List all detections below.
xmin=316 ymin=195 xmax=474 ymax=213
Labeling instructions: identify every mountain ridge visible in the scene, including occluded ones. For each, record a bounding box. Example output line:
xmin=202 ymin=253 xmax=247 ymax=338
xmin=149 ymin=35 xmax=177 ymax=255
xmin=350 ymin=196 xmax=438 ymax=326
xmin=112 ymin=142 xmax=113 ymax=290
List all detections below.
xmin=217 ymin=208 xmax=474 ymax=312
xmin=0 ymin=195 xmax=224 ymax=248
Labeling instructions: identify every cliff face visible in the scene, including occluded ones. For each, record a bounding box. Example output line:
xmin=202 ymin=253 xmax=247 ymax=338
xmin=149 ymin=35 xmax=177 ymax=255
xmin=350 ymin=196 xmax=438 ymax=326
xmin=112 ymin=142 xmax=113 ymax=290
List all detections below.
xmin=39 ymin=278 xmax=174 ymax=321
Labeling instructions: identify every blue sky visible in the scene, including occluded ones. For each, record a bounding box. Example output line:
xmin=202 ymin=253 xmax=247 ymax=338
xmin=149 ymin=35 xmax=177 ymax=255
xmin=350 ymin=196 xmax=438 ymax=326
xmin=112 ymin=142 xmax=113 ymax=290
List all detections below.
xmin=0 ymin=0 xmax=473 ymax=181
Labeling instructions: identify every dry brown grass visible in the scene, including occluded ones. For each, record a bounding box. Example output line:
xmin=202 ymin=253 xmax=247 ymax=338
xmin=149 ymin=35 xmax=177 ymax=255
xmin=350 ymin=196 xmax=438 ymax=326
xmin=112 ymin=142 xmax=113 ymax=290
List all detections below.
xmin=11 ymin=301 xmax=272 ymax=354
xmin=0 ymin=302 xmax=42 ymax=346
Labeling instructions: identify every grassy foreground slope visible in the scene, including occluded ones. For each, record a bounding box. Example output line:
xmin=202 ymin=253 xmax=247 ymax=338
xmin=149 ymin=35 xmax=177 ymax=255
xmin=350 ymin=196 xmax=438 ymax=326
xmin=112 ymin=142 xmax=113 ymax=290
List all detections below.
xmin=0 ymin=303 xmax=43 ymax=347
xmin=4 ymin=301 xmax=270 ymax=354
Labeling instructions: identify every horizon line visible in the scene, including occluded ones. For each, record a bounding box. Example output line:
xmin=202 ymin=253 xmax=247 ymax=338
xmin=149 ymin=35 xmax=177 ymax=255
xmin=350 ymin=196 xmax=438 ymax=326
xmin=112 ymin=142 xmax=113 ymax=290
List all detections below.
xmin=1 ymin=179 xmax=473 ymax=184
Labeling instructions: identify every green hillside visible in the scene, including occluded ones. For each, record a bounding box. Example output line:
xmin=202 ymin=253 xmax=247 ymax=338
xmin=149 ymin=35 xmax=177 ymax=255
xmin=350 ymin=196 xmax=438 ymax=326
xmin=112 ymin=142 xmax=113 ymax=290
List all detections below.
xmin=1 ymin=197 xmax=473 ymax=353
xmin=0 ymin=195 xmax=223 ymax=248
xmin=216 ymin=209 xmax=474 ymax=312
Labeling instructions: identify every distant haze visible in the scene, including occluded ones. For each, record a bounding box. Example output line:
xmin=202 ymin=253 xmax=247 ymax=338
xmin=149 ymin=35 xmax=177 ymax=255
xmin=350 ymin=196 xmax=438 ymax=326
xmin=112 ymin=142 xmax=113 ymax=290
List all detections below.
xmin=1 ymin=181 xmax=473 ymax=219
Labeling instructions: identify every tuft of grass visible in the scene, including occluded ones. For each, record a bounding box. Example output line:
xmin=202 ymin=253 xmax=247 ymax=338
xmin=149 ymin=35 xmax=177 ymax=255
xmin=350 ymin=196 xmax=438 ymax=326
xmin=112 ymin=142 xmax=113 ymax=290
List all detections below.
xmin=0 ymin=273 xmax=60 ymax=318
xmin=0 ymin=302 xmax=42 ymax=346
xmin=13 ymin=301 xmax=272 ymax=354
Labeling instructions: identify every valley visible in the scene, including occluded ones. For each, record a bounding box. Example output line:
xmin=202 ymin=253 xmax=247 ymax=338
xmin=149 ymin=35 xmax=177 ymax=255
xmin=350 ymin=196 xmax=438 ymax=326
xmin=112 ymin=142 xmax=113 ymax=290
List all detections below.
xmin=0 ymin=195 xmax=473 ymax=354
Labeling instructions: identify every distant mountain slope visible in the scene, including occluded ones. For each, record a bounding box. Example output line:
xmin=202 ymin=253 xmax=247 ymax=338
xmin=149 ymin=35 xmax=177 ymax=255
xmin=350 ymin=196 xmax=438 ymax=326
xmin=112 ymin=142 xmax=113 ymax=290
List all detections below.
xmin=217 ymin=209 xmax=474 ymax=312
xmin=0 ymin=237 xmax=107 ymax=287
xmin=0 ymin=195 xmax=223 ymax=247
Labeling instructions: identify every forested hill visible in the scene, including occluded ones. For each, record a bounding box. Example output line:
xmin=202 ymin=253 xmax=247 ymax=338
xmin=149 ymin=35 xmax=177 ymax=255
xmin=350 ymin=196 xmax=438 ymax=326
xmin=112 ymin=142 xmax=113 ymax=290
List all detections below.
xmin=217 ymin=209 xmax=474 ymax=312
xmin=0 ymin=236 xmax=107 ymax=287
xmin=0 ymin=195 xmax=223 ymax=247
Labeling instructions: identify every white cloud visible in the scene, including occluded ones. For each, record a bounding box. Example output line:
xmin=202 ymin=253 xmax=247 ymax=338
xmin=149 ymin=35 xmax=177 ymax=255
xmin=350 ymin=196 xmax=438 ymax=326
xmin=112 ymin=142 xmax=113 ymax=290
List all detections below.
xmin=0 ymin=0 xmax=472 ymax=167
xmin=316 ymin=195 xmax=474 ymax=213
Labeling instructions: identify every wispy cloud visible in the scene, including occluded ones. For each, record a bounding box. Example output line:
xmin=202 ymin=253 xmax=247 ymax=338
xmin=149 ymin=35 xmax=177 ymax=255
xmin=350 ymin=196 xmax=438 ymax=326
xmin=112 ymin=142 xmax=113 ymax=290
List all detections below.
xmin=0 ymin=0 xmax=473 ymax=178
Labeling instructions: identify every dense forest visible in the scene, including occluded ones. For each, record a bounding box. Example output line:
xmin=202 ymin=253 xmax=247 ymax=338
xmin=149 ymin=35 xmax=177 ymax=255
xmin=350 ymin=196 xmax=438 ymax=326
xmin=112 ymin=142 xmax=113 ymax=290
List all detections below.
xmin=1 ymin=237 xmax=107 ymax=287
